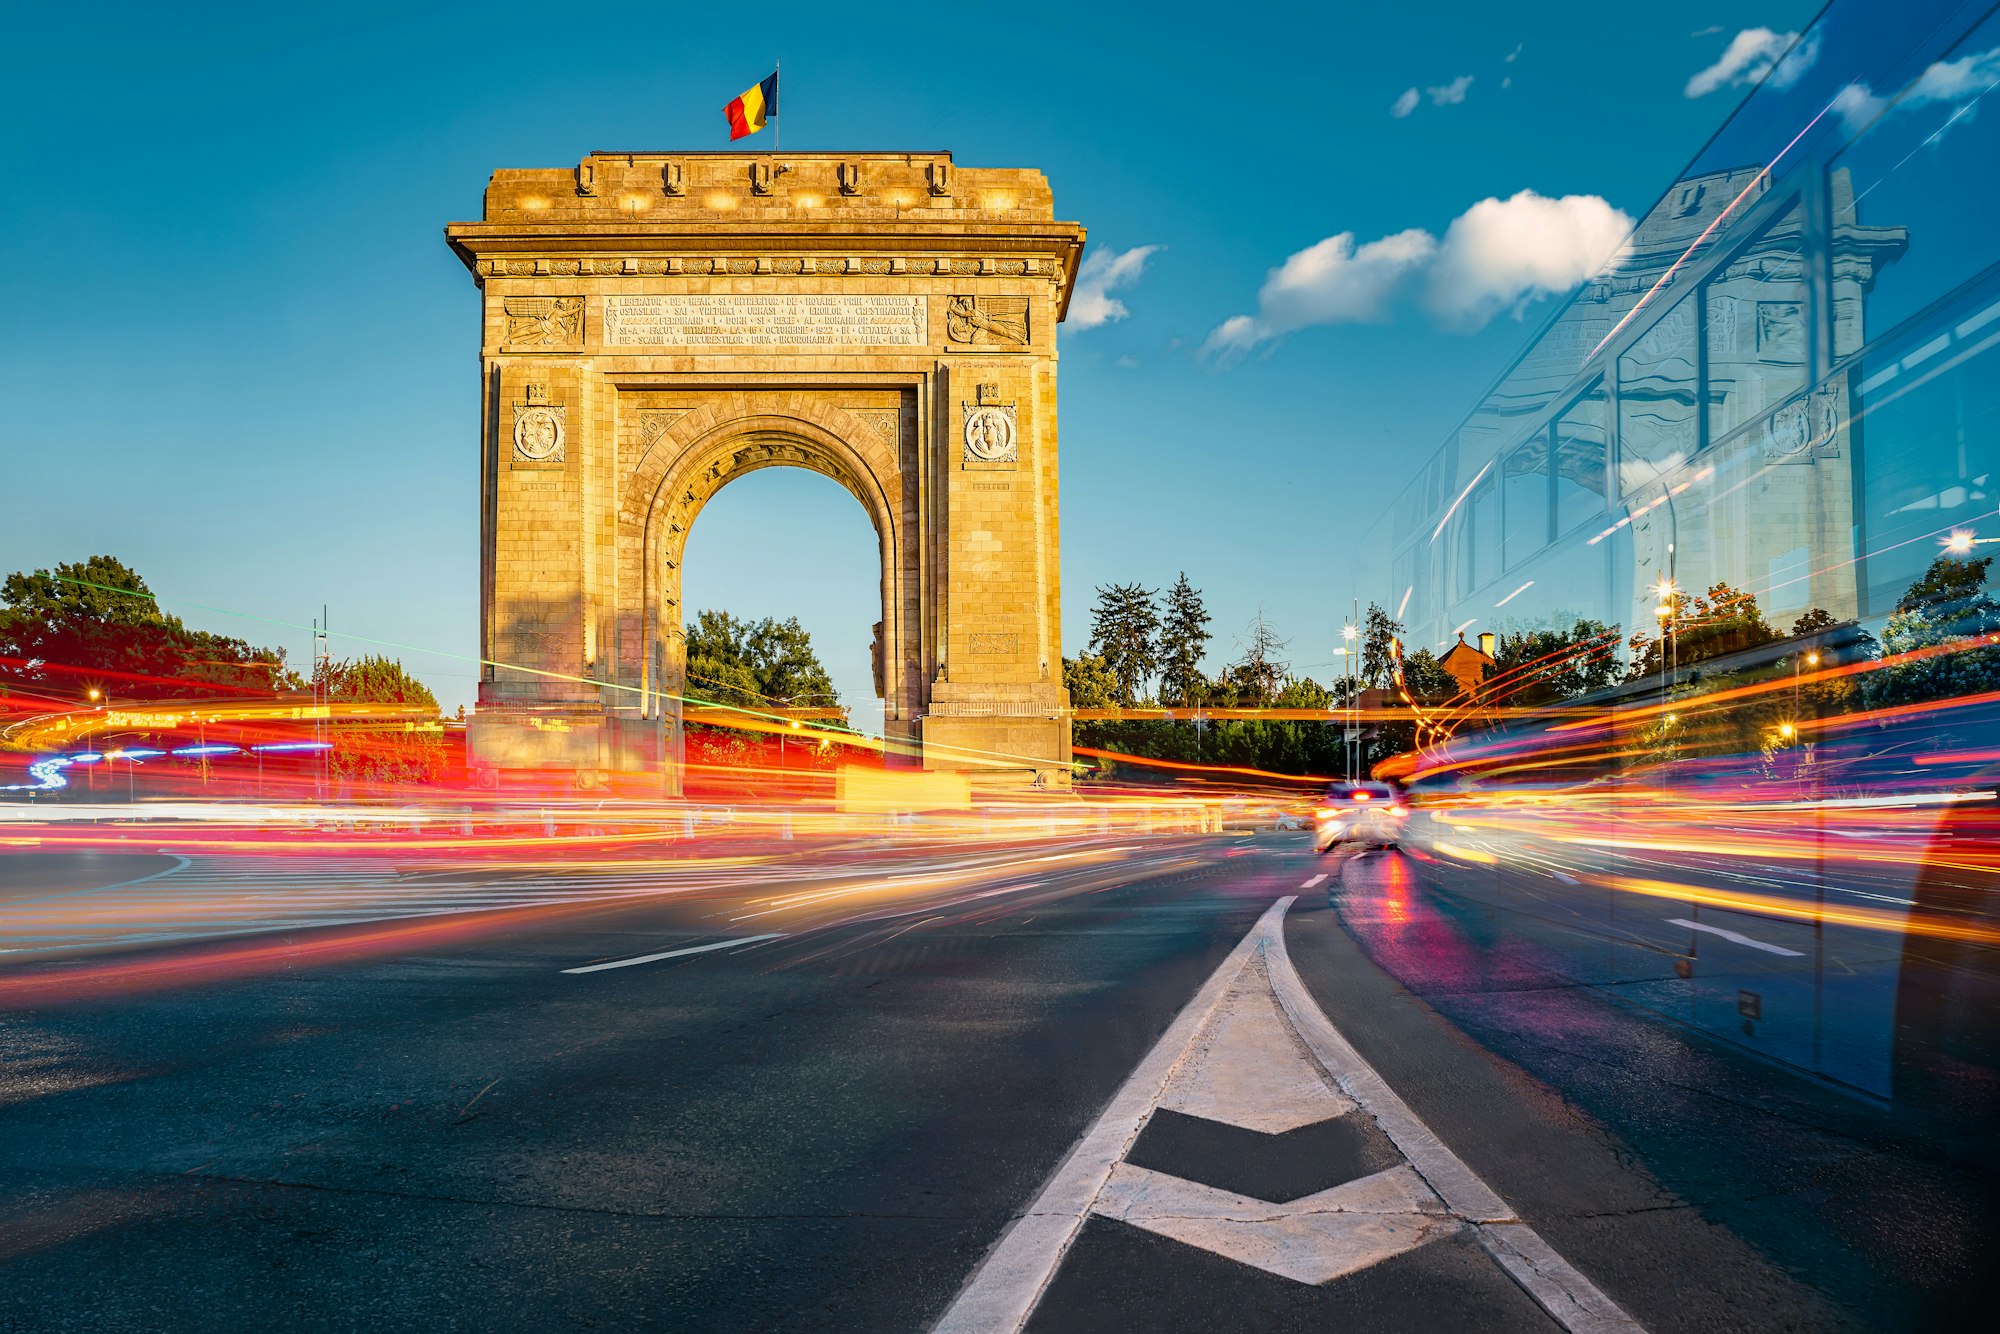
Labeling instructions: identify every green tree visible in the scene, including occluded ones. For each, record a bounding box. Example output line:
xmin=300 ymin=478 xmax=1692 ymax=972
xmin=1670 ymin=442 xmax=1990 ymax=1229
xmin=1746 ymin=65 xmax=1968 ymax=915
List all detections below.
xmin=1399 ymin=647 xmax=1458 ymax=704
xmin=0 ymin=555 xmax=299 ymax=700
xmin=1087 ymin=583 xmax=1160 ymax=706
xmin=1896 ymin=553 xmax=1998 ymax=622
xmin=318 ymin=655 xmax=445 ymax=784
xmin=1627 ymin=580 xmax=1779 ymax=679
xmin=1158 ymin=573 xmax=1213 ymax=706
xmin=1273 ymin=676 xmax=1332 ymax=709
xmin=1359 ymin=603 xmax=1402 ymax=689
xmin=1489 ymin=619 xmax=1622 ymax=706
xmin=1063 ymin=652 xmax=1121 ymax=710
xmin=684 ymin=610 xmax=845 ymax=722
xmin=1862 ymin=555 xmax=2000 ymax=710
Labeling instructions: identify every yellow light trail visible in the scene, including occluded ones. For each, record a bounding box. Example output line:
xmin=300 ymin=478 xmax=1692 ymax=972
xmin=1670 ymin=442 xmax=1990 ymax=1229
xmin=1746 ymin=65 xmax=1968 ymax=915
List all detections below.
xmin=1582 ymin=873 xmax=2000 ymax=946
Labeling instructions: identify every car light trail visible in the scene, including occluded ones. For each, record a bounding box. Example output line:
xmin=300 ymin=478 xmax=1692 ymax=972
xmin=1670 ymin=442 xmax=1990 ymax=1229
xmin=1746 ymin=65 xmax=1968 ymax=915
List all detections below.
xmin=1581 ymin=873 xmax=2000 ymax=946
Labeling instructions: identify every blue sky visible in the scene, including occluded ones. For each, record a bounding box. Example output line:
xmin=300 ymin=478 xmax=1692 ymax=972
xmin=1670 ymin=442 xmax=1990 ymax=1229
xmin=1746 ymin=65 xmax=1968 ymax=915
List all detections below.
xmin=0 ymin=0 xmax=1817 ymax=724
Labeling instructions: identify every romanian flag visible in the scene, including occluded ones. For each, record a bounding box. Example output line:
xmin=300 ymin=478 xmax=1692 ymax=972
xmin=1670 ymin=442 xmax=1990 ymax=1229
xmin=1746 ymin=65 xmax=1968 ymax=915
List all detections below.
xmin=725 ymin=72 xmax=778 ymax=140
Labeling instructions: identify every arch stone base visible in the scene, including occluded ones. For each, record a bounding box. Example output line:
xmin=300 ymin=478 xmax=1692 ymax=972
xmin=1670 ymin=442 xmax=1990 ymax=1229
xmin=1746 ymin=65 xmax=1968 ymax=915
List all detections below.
xmin=446 ymin=151 xmax=1086 ymax=794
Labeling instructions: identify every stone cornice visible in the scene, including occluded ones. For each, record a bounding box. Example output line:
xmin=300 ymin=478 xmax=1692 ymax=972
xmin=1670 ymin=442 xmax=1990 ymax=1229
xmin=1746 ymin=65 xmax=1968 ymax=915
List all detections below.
xmin=448 ymin=151 xmax=1088 ymax=321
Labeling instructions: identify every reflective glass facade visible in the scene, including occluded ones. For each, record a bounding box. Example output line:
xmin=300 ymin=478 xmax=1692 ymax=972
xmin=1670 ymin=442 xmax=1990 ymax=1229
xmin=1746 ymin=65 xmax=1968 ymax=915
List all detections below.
xmin=1385 ymin=0 xmax=2000 ymax=654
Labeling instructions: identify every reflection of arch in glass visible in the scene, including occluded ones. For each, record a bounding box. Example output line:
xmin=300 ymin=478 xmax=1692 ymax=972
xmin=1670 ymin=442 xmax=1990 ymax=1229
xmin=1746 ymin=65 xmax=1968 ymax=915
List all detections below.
xmin=1618 ymin=292 xmax=1702 ymax=480
xmin=1703 ymin=197 xmax=1810 ymax=445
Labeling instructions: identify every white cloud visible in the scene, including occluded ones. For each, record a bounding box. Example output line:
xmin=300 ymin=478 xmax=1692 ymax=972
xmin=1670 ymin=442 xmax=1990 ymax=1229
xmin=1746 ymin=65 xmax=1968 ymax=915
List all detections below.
xmin=1201 ymin=229 xmax=1436 ymax=360
xmin=1502 ymin=76 xmax=1513 ymax=90
xmin=1066 ymin=243 xmax=1162 ymax=331
xmin=1114 ymin=355 xmax=1141 ymax=370
xmin=1426 ymin=190 xmax=1633 ymax=328
xmin=1685 ymin=27 xmax=1811 ymax=98
xmin=1202 ymin=191 xmax=1635 ymax=361
xmin=1428 ymin=75 xmax=1475 ymax=106
xmin=1831 ymin=81 xmax=1888 ymax=132
xmin=1504 ymin=43 xmax=1523 ymax=63
xmin=1691 ymin=24 xmax=1723 ymax=37
xmin=1906 ymin=44 xmax=2000 ymax=104
xmin=1767 ymin=28 xmax=1822 ymax=90
xmin=1831 ymin=45 xmax=2000 ymax=134
xmin=1390 ymin=87 xmax=1420 ymax=118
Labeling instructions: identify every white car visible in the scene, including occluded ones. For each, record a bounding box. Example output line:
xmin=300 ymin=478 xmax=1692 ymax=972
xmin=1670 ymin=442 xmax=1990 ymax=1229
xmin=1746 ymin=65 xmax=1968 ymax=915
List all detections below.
xmin=1313 ymin=782 xmax=1409 ymax=852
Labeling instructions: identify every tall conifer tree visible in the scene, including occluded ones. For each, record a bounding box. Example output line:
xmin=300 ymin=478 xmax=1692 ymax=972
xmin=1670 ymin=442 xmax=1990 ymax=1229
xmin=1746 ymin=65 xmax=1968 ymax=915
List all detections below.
xmin=1158 ymin=573 xmax=1212 ymax=706
xmin=1087 ymin=582 xmax=1160 ymax=705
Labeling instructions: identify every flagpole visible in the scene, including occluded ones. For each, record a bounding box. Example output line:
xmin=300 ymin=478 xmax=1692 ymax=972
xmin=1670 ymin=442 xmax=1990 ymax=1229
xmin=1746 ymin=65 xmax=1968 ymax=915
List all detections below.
xmin=774 ymin=58 xmax=781 ymax=156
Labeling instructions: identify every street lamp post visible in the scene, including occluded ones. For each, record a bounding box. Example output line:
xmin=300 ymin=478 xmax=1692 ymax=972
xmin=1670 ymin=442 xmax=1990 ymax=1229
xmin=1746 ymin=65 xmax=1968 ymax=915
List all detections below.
xmin=1792 ymin=649 xmax=1820 ymax=784
xmin=1342 ymin=615 xmax=1359 ymax=782
xmin=1654 ymin=569 xmax=1678 ymax=788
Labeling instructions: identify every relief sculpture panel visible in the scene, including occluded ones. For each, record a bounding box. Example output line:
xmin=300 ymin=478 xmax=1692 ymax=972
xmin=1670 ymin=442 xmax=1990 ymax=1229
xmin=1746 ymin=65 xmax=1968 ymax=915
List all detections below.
xmin=946 ymin=295 xmax=1029 ymax=345
xmin=504 ymin=296 xmax=584 ymax=348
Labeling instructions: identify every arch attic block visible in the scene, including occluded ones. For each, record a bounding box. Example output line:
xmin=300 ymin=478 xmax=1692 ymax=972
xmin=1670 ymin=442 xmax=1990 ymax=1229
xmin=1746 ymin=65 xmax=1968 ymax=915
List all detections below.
xmin=445 ymin=151 xmax=1087 ymax=793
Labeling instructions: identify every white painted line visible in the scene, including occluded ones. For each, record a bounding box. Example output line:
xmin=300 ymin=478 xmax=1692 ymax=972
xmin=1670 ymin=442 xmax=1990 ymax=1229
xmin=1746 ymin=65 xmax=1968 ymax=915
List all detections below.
xmin=1666 ymin=918 xmax=1804 ymax=957
xmin=561 ymin=932 xmax=785 ymax=974
xmin=1553 ymin=871 xmax=1580 ymax=885
xmin=1301 ymin=873 xmax=1328 ymax=889
xmin=1263 ymin=915 xmax=1642 ymax=1332
xmin=0 ymin=854 xmax=193 ymax=907
xmin=933 ymin=897 xmax=1293 ymax=1334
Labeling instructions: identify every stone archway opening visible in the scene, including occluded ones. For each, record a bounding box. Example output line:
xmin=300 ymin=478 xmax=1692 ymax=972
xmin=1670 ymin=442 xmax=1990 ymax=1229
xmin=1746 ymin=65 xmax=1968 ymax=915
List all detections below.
xmin=680 ymin=465 xmax=885 ymax=743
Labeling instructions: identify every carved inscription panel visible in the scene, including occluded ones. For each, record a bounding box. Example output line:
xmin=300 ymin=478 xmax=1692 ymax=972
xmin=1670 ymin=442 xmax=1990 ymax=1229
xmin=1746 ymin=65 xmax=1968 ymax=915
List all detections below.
xmin=602 ymin=294 xmax=927 ymax=348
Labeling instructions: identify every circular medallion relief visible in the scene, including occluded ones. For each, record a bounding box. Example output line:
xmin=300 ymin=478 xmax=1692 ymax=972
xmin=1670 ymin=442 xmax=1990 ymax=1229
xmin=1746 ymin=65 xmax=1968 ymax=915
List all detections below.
xmin=963 ymin=407 xmax=1017 ymax=462
xmin=514 ymin=407 xmax=565 ymax=461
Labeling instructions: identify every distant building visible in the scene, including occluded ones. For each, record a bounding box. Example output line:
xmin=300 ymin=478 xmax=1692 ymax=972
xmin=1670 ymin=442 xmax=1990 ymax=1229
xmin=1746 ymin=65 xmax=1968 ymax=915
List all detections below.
xmin=1438 ymin=633 xmax=1496 ymax=700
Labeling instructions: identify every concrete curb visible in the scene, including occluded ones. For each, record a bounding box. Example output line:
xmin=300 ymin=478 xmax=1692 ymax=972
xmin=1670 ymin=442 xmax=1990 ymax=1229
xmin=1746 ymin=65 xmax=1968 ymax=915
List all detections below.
xmin=1264 ymin=910 xmax=1644 ymax=1333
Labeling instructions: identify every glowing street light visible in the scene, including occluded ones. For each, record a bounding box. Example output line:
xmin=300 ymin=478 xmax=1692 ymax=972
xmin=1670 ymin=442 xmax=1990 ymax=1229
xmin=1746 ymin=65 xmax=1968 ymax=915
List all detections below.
xmin=1944 ymin=529 xmax=2000 ymax=554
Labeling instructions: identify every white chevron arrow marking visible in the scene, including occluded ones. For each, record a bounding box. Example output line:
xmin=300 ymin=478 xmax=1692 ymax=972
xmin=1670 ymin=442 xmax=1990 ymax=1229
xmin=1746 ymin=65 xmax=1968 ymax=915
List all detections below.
xmin=1092 ymin=1161 xmax=1455 ymax=1286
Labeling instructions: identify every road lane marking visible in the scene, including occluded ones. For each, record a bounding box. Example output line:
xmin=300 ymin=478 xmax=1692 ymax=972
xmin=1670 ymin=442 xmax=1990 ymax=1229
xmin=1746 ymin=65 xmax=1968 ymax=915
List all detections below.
xmin=561 ymin=932 xmax=785 ymax=974
xmin=1301 ymin=873 xmax=1327 ymax=889
xmin=1665 ymin=918 xmax=1805 ymax=957
xmin=1094 ymin=1162 xmax=1450 ymax=1285
xmin=1158 ymin=955 xmax=1355 ymax=1133
xmin=934 ymin=898 xmax=1291 ymax=1334
xmin=0 ymin=854 xmax=193 ymax=907
xmin=940 ymin=897 xmax=1639 ymax=1333
xmin=1263 ymin=920 xmax=1641 ymax=1332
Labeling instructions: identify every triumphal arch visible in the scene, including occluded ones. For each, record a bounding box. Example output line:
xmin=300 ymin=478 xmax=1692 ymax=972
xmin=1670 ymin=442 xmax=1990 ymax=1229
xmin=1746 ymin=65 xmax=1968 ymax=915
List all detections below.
xmin=445 ymin=151 xmax=1086 ymax=792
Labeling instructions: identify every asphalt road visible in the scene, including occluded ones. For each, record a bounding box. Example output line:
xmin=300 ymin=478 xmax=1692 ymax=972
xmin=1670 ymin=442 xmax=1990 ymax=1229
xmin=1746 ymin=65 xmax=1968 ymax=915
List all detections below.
xmin=0 ymin=826 xmax=1993 ymax=1331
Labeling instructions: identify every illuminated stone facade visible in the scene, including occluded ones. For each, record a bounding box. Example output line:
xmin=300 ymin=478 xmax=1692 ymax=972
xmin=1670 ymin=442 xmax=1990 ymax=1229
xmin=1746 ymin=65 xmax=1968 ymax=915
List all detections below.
xmin=445 ymin=152 xmax=1087 ymax=791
